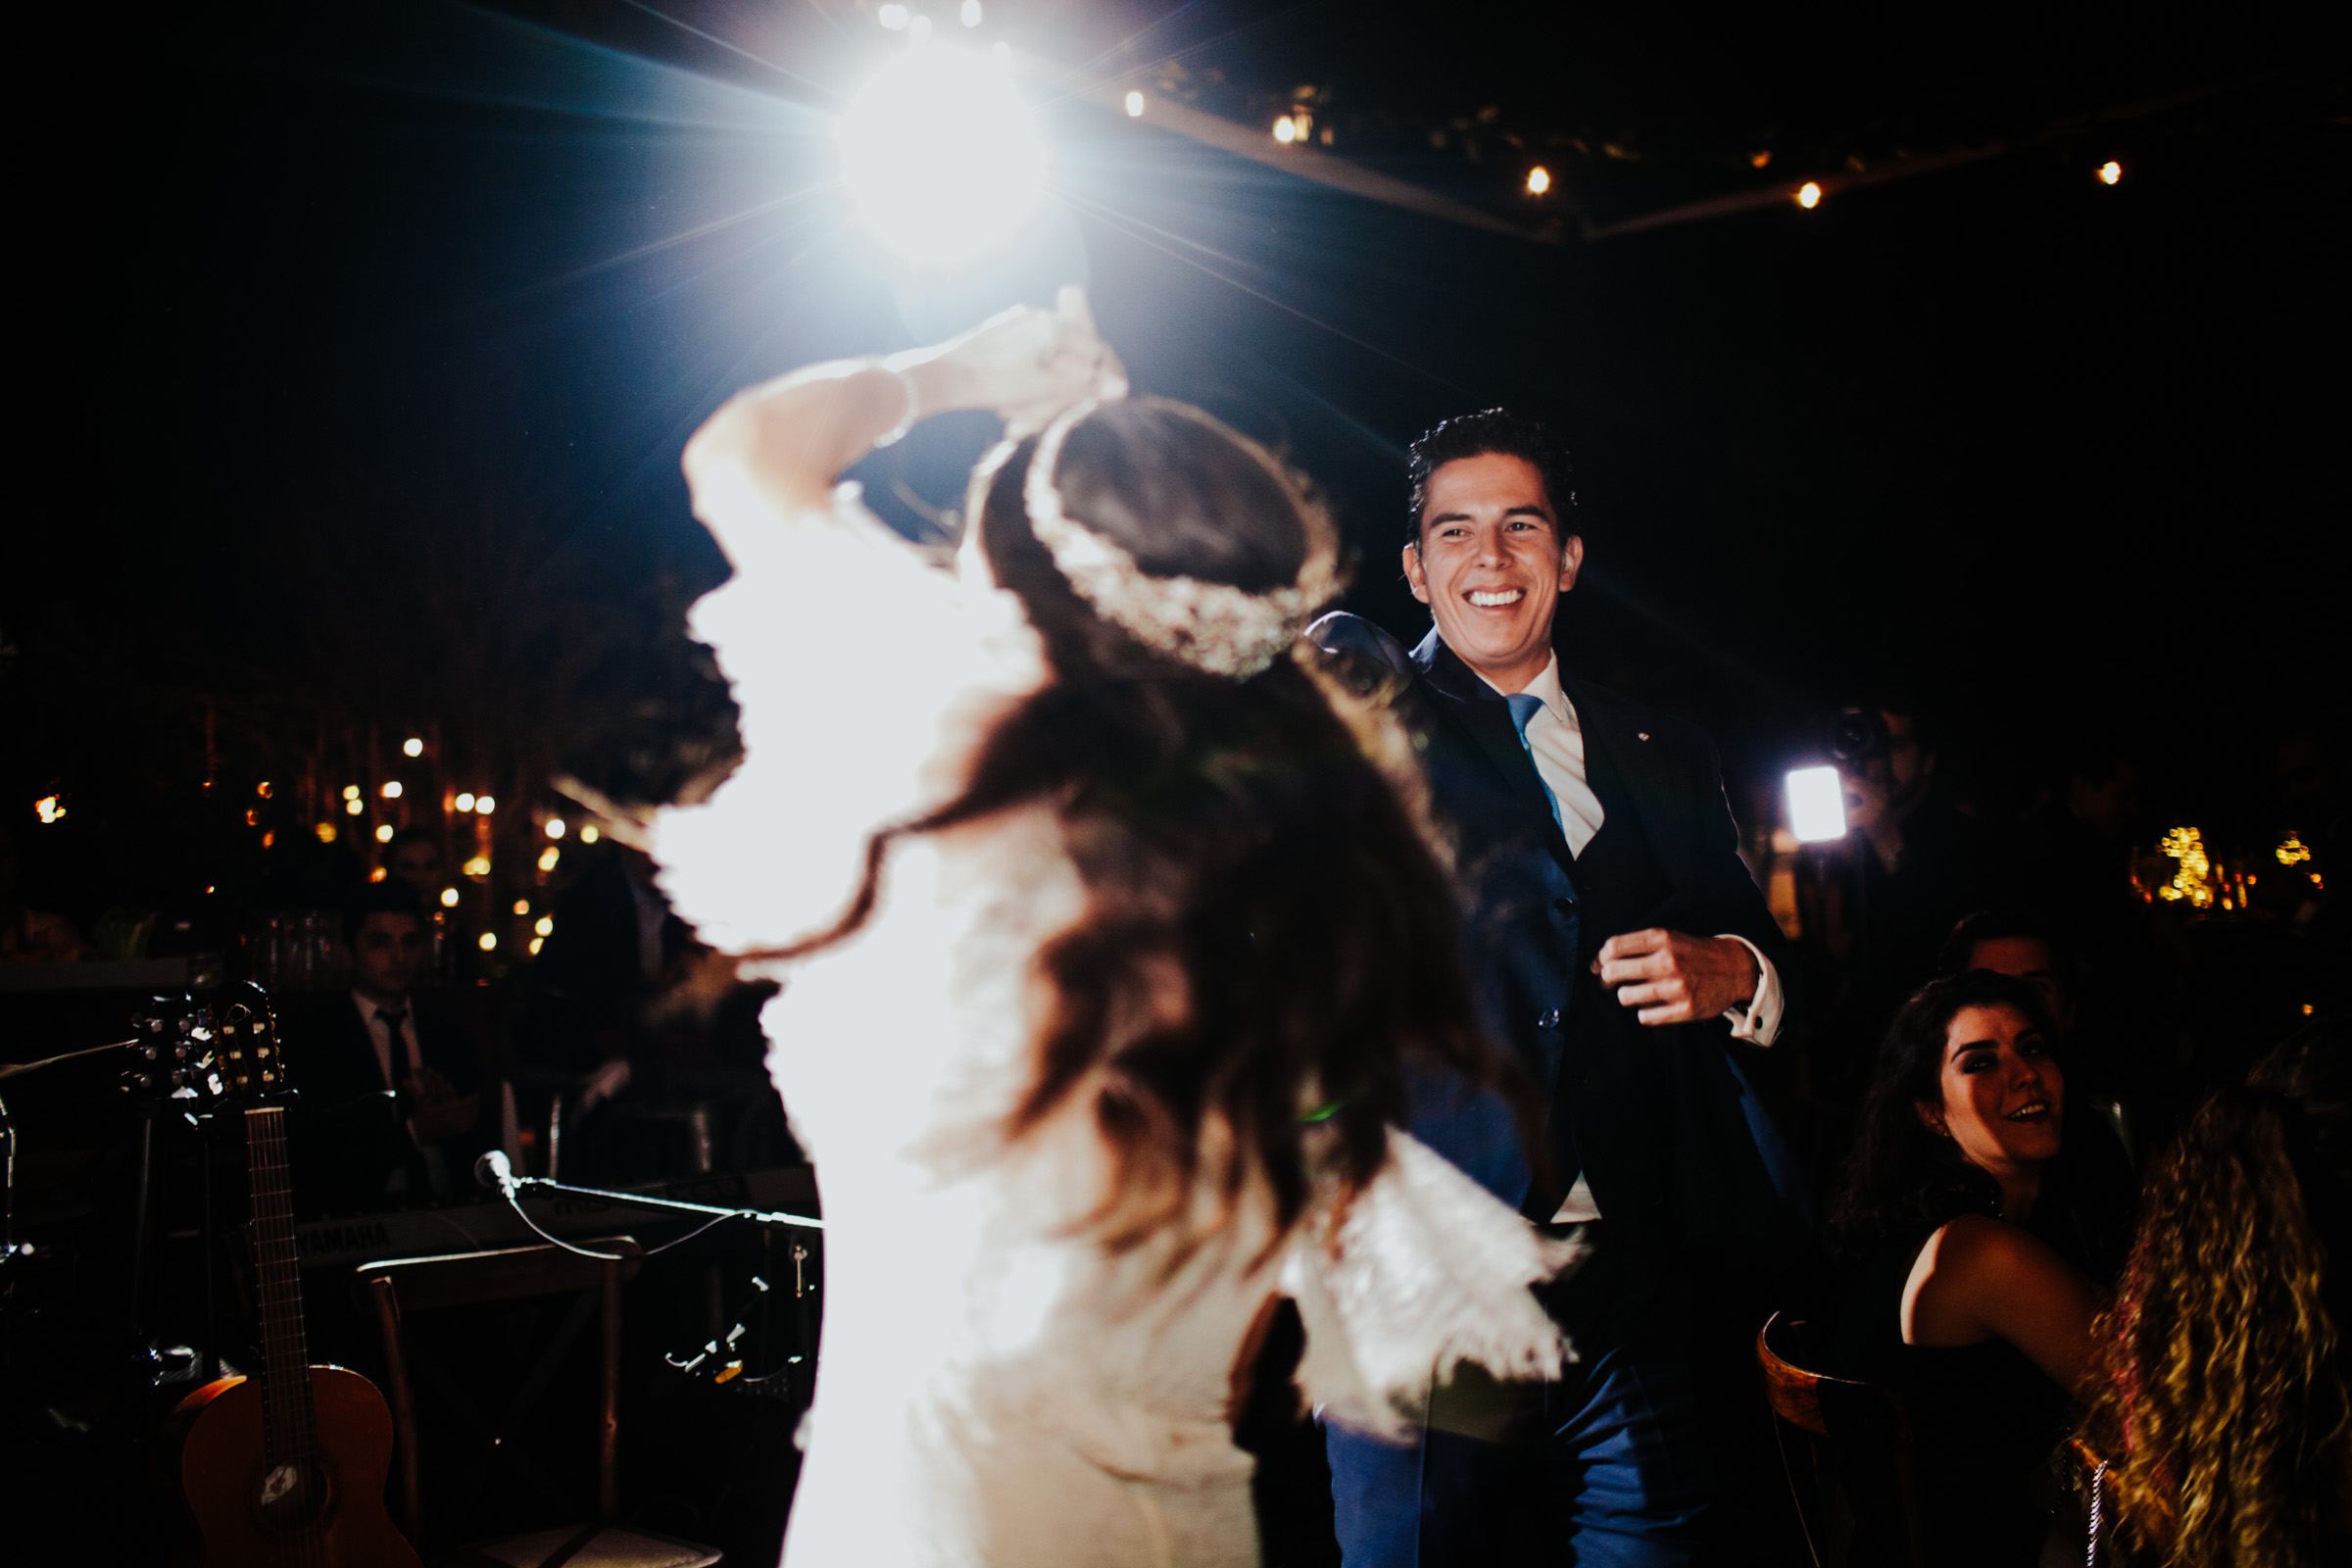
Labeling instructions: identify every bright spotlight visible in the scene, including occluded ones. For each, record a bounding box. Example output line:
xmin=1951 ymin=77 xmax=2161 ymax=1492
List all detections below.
xmin=1526 ymin=166 xmax=1551 ymax=195
xmin=1273 ymin=117 xmax=1298 ymax=144
xmin=1786 ymin=766 xmax=1848 ymax=843
xmin=2096 ymin=160 xmax=2122 ymax=185
xmin=1795 ymin=181 xmax=1823 ymax=209
xmin=837 ymin=42 xmax=1048 ymax=273
xmin=1124 ymin=90 xmax=1145 ymax=118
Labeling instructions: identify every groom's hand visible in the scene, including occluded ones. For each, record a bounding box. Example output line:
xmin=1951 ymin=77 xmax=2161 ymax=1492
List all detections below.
xmin=1595 ymin=929 xmax=1759 ymax=1025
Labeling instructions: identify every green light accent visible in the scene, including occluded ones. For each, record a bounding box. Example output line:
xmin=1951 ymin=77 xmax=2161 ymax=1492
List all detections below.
xmin=1296 ymin=1101 xmax=1346 ymax=1125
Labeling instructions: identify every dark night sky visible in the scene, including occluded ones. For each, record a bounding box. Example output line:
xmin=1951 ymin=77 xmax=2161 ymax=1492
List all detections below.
xmin=13 ymin=0 xmax=2348 ymax=911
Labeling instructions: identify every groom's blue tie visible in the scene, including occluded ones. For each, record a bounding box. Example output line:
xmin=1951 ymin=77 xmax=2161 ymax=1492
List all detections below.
xmin=1503 ymin=693 xmax=1564 ymax=834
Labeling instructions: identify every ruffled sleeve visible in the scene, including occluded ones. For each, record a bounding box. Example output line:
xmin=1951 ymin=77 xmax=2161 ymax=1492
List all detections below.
xmin=654 ymin=480 xmax=1047 ymax=954
xmin=1280 ymin=1128 xmax=1583 ymax=1439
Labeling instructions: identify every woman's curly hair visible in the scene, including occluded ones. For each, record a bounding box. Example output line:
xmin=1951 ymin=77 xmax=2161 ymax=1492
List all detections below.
xmin=2079 ymin=1024 xmax=2351 ymax=1567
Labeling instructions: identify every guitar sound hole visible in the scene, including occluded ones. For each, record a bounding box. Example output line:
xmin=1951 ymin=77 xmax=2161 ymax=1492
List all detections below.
xmin=254 ymin=1456 xmax=333 ymax=1533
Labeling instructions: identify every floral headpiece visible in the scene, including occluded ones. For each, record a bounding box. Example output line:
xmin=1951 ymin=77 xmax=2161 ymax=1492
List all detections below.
xmin=1011 ymin=399 xmax=1342 ymax=679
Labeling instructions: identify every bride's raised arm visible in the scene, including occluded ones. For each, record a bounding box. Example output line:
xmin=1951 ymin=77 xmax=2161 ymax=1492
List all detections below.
xmin=681 ymin=285 xmax=1126 ymax=558
xmin=657 ymin=289 xmax=1124 ymax=956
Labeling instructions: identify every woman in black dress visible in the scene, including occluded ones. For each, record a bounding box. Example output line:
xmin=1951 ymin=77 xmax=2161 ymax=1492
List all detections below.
xmin=1824 ymin=970 xmax=2107 ymax=1566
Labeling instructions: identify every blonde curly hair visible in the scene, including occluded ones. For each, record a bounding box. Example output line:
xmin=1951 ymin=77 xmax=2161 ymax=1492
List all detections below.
xmin=2080 ymin=1031 xmax=2351 ymax=1566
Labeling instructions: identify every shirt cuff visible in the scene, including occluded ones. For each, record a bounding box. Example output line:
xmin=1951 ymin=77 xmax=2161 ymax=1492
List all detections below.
xmin=1715 ymin=935 xmax=1784 ymax=1047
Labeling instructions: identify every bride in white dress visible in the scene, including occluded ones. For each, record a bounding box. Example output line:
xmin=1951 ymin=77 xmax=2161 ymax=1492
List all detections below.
xmin=655 ymin=289 xmax=1577 ymax=1567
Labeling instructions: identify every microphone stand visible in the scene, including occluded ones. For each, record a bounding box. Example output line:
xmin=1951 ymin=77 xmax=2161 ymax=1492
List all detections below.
xmin=504 ymin=1173 xmax=822 ymax=1234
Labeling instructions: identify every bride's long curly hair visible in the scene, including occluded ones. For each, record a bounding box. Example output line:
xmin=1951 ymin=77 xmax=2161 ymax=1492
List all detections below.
xmin=770 ymin=400 xmax=1511 ymax=1259
xmin=2078 ymin=1025 xmax=2351 ymax=1567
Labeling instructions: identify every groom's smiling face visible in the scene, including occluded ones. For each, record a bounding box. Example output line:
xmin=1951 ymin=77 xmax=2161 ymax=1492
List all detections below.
xmin=1403 ymin=452 xmax=1584 ymax=695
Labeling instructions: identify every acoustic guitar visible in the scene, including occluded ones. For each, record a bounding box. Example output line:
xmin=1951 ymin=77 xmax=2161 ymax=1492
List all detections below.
xmin=164 ymin=990 xmax=420 ymax=1567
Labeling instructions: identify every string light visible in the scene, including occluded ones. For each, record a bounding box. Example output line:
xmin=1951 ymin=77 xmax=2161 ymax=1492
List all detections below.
xmin=440 ymin=888 xmax=460 ymax=907
xmin=476 ymin=796 xmax=496 ymax=814
xmin=1526 ymin=166 xmax=1551 ymax=195
xmin=1750 ymin=151 xmax=1773 ymax=169
xmin=1125 ymin=90 xmax=1145 ymax=118
xmin=369 ymin=866 xmax=388 ymax=882
xmin=538 ymin=846 xmax=561 ymax=872
xmin=455 ymin=792 xmax=475 ymax=812
xmin=1796 ymin=181 xmax=1823 ymax=209
xmin=374 ymin=824 xmax=395 ymax=842
xmin=262 ymin=831 xmax=274 ymax=849
xmin=1273 ymin=117 xmax=1298 ymax=144
xmin=403 ymin=738 xmax=424 ymax=757
xmin=2097 ymin=161 xmax=2123 ymax=185
xmin=580 ymin=823 xmax=600 ymax=844
xmin=463 ymin=855 xmax=491 ymax=877
xmin=381 ymin=781 xmax=402 ymax=799
xmin=257 ymin=781 xmax=272 ymax=798
xmin=345 ymin=798 xmax=365 ymax=816
xmin=529 ymin=938 xmax=545 ymax=956
xmin=2158 ymin=826 xmax=2215 ymax=909
xmin=535 ymin=916 xmax=554 ymax=937
xmin=513 ymin=899 xmax=531 ymax=915
xmin=343 ymin=785 xmax=361 ymax=801
xmin=479 ymin=932 xmax=498 ymax=952
xmin=316 ymin=822 xmax=337 ymax=844
xmin=545 ymin=818 xmax=565 ymax=839
xmin=34 ymin=796 xmax=65 ymax=823
xmin=2278 ymin=833 xmax=2312 ymax=866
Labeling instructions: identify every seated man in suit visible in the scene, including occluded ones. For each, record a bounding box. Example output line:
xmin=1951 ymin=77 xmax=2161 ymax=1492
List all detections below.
xmin=1312 ymin=410 xmax=1813 ymax=1566
xmin=288 ymin=881 xmax=493 ymax=1213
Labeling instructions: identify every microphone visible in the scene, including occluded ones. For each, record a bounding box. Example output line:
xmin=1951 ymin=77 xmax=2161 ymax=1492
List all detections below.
xmin=474 ymin=1149 xmax=518 ymax=1198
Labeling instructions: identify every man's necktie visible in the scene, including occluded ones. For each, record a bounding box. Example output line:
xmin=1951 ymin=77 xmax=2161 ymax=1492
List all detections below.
xmin=376 ymin=1008 xmax=411 ymax=1082
xmin=1504 ymin=693 xmax=1564 ymax=833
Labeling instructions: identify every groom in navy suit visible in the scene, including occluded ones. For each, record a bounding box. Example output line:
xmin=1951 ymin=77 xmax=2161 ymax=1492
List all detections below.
xmin=1311 ymin=410 xmax=1813 ymax=1566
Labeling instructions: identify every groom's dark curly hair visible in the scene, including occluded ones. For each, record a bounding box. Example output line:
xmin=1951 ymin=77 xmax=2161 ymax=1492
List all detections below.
xmin=1405 ymin=408 xmax=1578 ymax=547
xmin=760 ymin=400 xmax=1528 ymax=1268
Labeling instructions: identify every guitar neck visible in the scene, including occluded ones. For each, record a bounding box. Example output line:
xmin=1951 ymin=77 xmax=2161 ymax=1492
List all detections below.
xmin=246 ymin=1104 xmax=318 ymax=1471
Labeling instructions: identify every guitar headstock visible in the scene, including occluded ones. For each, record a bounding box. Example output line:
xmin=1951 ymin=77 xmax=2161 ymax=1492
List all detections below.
xmin=123 ymin=981 xmax=291 ymax=1113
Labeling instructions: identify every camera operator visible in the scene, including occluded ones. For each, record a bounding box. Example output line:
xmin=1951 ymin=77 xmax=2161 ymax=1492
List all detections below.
xmin=1836 ymin=703 xmax=1991 ymax=994
xmin=1795 ymin=705 xmax=1995 ymax=1121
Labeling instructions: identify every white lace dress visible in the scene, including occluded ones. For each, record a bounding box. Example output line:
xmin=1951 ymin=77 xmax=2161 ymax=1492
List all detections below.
xmin=655 ymin=475 xmax=1575 ymax=1568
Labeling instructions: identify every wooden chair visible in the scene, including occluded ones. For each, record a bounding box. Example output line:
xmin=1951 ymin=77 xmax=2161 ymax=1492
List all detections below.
xmin=1755 ymin=1311 xmax=1927 ymax=1568
xmin=359 ymin=1238 xmax=722 ymax=1568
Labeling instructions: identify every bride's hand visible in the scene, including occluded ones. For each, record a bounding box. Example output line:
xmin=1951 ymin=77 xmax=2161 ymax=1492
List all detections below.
xmin=915 ymin=285 xmax=1127 ymax=437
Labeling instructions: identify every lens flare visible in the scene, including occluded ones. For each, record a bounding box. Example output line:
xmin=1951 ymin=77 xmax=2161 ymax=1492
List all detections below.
xmin=837 ymin=42 xmax=1048 ymax=273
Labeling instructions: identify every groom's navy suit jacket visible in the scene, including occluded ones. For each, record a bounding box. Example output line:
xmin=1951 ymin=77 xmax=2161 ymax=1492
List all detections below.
xmin=1309 ymin=614 xmax=1809 ymax=1280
